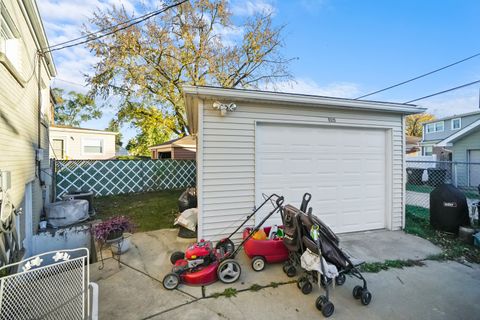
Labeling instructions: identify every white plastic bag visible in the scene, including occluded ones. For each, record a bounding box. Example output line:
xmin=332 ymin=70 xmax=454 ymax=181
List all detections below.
xmin=174 ymin=208 xmax=198 ymax=232
xmin=300 ymin=249 xmax=339 ymax=279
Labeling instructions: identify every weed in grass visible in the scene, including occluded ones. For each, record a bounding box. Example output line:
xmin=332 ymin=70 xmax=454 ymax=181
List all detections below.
xmin=360 ymin=259 xmax=425 ymax=273
xmin=270 ymin=281 xmax=279 ymax=288
xmin=223 ymin=288 xmax=237 ymax=298
xmin=249 ymin=284 xmax=262 ymax=292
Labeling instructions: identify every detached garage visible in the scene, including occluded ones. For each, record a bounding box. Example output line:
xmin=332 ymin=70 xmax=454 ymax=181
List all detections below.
xmin=184 ymin=86 xmax=425 ymax=241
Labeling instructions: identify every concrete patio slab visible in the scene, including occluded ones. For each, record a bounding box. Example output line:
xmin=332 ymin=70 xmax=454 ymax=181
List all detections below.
xmin=339 ymin=230 xmax=442 ymax=263
xmin=91 ymin=229 xmax=479 ymax=320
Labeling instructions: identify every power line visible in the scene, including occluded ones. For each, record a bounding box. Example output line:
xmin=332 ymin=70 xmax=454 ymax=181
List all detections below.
xmin=404 ymin=79 xmax=480 ymax=104
xmin=356 ymin=51 xmax=480 ymax=100
xmin=47 ymin=2 xmax=183 ymax=50
xmin=43 ymin=0 xmax=187 ymax=54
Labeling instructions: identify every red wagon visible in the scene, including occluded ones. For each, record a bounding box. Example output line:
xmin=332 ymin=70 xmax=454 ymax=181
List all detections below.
xmin=243 ymin=226 xmax=289 ymax=271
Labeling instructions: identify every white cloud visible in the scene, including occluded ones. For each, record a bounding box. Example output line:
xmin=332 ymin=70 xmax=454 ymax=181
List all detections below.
xmin=265 ymin=78 xmax=361 ymax=98
xmin=230 ymin=0 xmax=275 ymax=16
xmin=418 ymin=90 xmax=480 ymax=118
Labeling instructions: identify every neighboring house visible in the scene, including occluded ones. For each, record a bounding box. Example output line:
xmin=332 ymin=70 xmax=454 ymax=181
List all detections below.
xmin=49 ymin=125 xmax=118 ymax=160
xmin=0 ymin=0 xmax=56 ymax=260
xmin=406 ymin=135 xmax=421 ymax=156
xmin=184 ymin=86 xmax=425 ymax=241
xmin=149 ymin=135 xmax=196 ymax=160
xmin=421 ymin=110 xmax=480 ymax=186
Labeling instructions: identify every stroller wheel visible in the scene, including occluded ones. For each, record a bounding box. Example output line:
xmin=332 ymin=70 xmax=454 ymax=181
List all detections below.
xmin=297 ymin=276 xmax=306 ymax=289
xmin=251 ymin=256 xmax=266 ymax=272
xmin=315 ymin=296 xmax=335 ymax=317
xmin=162 ymin=273 xmax=180 ymax=290
xmin=218 ymin=259 xmax=242 ymax=283
xmin=335 ymin=274 xmax=346 ymax=286
xmin=170 ymin=251 xmax=185 ymax=264
xmin=301 ymin=281 xmax=313 ymax=295
xmin=286 ymin=265 xmax=297 ymax=277
xmin=282 ymin=261 xmax=291 ymax=274
xmin=352 ymin=285 xmax=363 ymax=299
xmin=361 ymin=289 xmax=372 ymax=306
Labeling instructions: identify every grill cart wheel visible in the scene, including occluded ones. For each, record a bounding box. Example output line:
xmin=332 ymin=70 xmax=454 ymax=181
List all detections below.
xmin=316 ymin=296 xmax=335 ymax=317
xmin=217 ymin=259 xmax=242 ymax=284
xmin=286 ymin=265 xmax=297 ymax=277
xmin=353 ymin=285 xmax=363 ymax=299
xmin=170 ymin=251 xmax=185 ymax=264
xmin=215 ymin=239 xmax=235 ymax=256
xmin=251 ymin=256 xmax=266 ymax=272
xmin=335 ymin=274 xmax=346 ymax=286
xmin=361 ymin=289 xmax=372 ymax=305
xmin=162 ymin=273 xmax=180 ymax=290
xmin=301 ymin=280 xmax=313 ymax=295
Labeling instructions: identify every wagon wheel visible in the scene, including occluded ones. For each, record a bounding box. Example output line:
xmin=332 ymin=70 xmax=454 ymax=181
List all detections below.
xmin=251 ymin=256 xmax=266 ymax=272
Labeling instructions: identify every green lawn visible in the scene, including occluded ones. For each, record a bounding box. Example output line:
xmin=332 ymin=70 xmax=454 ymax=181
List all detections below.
xmin=405 ymin=205 xmax=480 ymax=263
xmin=94 ymin=189 xmax=183 ymax=232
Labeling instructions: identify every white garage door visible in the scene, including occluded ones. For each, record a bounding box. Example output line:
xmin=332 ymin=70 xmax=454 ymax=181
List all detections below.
xmin=256 ymin=123 xmax=387 ymax=233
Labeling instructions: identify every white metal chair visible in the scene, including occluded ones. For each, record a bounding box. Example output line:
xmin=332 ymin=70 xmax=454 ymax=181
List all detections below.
xmin=0 ymin=248 xmax=98 ymax=320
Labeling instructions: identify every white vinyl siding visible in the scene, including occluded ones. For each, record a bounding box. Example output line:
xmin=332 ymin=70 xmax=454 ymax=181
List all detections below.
xmin=0 ymin=0 xmax=54 ymax=245
xmin=198 ymin=101 xmax=405 ymax=241
xmin=83 ymin=138 xmax=103 ymax=154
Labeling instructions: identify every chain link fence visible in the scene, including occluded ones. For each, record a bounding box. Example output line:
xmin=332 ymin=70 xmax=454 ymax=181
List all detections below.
xmin=406 ymin=160 xmax=480 ymax=217
xmin=55 ymin=159 xmax=196 ymax=199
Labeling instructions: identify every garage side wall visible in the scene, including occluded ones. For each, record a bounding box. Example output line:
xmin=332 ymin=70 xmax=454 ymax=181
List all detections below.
xmin=198 ymin=100 xmax=405 ymax=241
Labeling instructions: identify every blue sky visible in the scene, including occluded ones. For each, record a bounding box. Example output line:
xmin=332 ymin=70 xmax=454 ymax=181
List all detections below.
xmin=38 ymin=0 xmax=480 ymax=144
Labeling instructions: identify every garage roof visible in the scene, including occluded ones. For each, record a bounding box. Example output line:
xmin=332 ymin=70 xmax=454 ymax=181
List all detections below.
xmin=184 ymin=86 xmax=426 ymax=134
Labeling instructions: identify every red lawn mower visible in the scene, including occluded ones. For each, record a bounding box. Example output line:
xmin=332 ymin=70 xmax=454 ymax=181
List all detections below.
xmin=162 ymin=194 xmax=284 ymax=290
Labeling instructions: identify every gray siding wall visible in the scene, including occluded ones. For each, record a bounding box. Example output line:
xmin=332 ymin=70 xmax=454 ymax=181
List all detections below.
xmin=0 ymin=0 xmax=54 ymax=251
xmin=424 ymin=113 xmax=480 ymax=141
xmin=452 ymin=130 xmax=480 ymax=186
xmin=198 ymin=100 xmax=405 ymax=241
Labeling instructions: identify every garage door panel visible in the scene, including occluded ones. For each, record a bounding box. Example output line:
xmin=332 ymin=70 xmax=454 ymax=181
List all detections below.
xmin=256 ymin=123 xmax=387 ymax=233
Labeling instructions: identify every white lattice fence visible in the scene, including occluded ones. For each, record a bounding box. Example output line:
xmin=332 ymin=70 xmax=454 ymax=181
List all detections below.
xmin=55 ymin=160 xmax=196 ymax=199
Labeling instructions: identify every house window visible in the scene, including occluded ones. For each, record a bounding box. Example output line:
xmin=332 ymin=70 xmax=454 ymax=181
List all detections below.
xmin=434 ymin=121 xmax=444 ymax=132
xmin=423 ymin=146 xmax=433 ymax=156
xmin=83 ymin=138 xmax=103 ymax=154
xmin=426 ymin=121 xmax=444 ymax=133
xmin=52 ymin=139 xmax=64 ymax=159
xmin=1 ymin=1 xmax=23 ymax=75
xmin=451 ymin=118 xmax=461 ymax=130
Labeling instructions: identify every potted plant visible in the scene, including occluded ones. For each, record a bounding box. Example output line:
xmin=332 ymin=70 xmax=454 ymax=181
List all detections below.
xmin=93 ymin=216 xmax=135 ymax=243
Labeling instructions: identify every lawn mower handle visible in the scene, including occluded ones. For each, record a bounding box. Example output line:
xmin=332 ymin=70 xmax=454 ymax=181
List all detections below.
xmin=225 ymin=194 xmax=284 ymax=258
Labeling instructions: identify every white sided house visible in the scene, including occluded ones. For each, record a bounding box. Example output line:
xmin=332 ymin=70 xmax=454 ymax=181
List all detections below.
xmin=184 ymin=86 xmax=426 ymax=242
xmin=49 ymin=126 xmax=118 ymax=160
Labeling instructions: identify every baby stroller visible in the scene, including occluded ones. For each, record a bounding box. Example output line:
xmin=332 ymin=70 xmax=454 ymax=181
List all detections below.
xmin=281 ymin=195 xmax=372 ymax=318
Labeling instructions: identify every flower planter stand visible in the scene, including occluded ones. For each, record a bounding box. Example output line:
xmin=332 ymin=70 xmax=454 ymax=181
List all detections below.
xmin=98 ymin=235 xmax=124 ymax=270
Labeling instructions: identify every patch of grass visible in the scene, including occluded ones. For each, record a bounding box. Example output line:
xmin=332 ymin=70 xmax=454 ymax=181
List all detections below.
xmin=94 ymin=189 xmax=183 ymax=232
xmin=360 ymin=259 xmax=425 ymax=273
xmin=406 ymin=184 xmax=435 ymax=194
xmin=406 ymin=184 xmax=480 ymax=199
xmin=0 ymin=268 xmax=8 ymax=278
xmin=249 ymin=284 xmax=262 ymax=292
xmin=405 ymin=206 xmax=480 ymax=264
xmin=211 ymin=287 xmax=237 ymax=298
xmin=269 ymin=281 xmax=280 ymax=288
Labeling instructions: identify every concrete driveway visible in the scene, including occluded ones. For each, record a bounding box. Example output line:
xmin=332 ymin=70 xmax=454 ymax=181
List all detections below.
xmin=91 ymin=229 xmax=480 ymax=320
